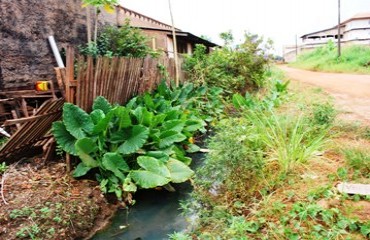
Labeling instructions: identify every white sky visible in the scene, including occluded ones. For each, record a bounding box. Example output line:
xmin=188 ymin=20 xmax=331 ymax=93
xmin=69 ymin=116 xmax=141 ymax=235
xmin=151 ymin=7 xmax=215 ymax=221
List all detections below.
xmin=120 ymin=0 xmax=370 ymax=55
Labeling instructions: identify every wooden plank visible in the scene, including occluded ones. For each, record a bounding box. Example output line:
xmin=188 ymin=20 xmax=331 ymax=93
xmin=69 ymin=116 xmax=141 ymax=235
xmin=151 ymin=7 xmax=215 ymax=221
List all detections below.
xmin=54 ymin=67 xmax=66 ymax=97
xmin=11 ymin=110 xmax=21 ymax=129
xmin=3 ymin=110 xmax=62 ymax=126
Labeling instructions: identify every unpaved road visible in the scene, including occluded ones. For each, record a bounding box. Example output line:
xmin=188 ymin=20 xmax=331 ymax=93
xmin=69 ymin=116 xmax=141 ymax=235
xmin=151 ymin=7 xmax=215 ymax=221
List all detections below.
xmin=279 ymin=65 xmax=370 ymax=124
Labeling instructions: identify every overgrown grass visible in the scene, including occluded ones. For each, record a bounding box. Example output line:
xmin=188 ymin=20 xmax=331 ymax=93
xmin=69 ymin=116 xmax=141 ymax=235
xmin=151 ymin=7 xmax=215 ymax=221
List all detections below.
xmin=290 ymin=42 xmax=370 ymax=74
xmin=246 ymin=110 xmax=329 ymax=173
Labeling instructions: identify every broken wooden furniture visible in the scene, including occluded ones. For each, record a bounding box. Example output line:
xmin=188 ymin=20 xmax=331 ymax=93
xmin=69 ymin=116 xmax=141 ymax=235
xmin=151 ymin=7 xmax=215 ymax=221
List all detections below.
xmin=0 ymin=98 xmax=64 ymax=163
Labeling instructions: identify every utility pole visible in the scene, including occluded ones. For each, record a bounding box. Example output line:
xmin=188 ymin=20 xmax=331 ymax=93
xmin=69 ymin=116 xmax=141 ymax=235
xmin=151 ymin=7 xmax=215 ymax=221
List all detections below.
xmin=337 ymin=0 xmax=341 ymax=57
xmin=295 ymin=34 xmax=298 ymax=59
xmin=168 ymin=0 xmax=179 ymax=87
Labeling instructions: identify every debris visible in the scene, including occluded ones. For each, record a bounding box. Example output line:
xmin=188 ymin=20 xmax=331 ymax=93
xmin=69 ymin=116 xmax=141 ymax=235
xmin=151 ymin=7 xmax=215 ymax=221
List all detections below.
xmin=337 ymin=182 xmax=370 ymax=195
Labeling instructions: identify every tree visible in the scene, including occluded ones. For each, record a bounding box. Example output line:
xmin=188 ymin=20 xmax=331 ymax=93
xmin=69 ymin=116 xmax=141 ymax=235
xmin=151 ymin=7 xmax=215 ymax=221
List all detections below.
xmin=82 ymin=0 xmax=119 ymax=43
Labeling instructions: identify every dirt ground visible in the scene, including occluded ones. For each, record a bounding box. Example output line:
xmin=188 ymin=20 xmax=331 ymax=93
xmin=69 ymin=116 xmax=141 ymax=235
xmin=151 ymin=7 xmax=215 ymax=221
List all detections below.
xmin=0 ymin=160 xmax=117 ymax=240
xmin=279 ymin=65 xmax=370 ymax=125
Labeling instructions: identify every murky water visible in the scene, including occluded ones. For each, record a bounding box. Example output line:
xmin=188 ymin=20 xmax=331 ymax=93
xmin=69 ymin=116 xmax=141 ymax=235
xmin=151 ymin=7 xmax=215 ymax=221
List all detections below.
xmin=92 ymin=152 xmax=205 ymax=240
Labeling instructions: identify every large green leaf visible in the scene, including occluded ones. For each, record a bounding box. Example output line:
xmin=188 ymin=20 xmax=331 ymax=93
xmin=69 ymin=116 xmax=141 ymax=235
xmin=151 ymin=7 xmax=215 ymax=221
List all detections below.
xmin=130 ymin=171 xmax=170 ymax=189
xmin=130 ymin=154 xmax=171 ymax=189
xmin=164 ymin=109 xmax=181 ymax=121
xmin=184 ymin=119 xmax=206 ymax=133
xmin=167 ymin=158 xmax=194 ymax=183
xmin=137 ymin=156 xmax=171 ymax=178
xmin=102 ymin=152 xmax=129 ymax=181
xmin=93 ymin=111 xmax=113 ymax=134
xmin=178 ymin=83 xmax=194 ymax=103
xmin=114 ymin=106 xmax=131 ymax=129
xmin=52 ymin=121 xmax=77 ymax=156
xmin=143 ymin=93 xmax=155 ymax=109
xmin=172 ymin=145 xmax=192 ymax=165
xmin=145 ymin=151 xmax=170 ymax=163
xmin=123 ymin=177 xmax=137 ymax=192
xmin=93 ymin=96 xmax=112 ymax=114
xmin=158 ymin=130 xmax=186 ymax=148
xmin=73 ymin=162 xmax=93 ymax=177
xmin=117 ymin=125 xmax=149 ymax=155
xmin=63 ymin=103 xmax=94 ymax=139
xmin=161 ymin=120 xmax=185 ymax=132
xmin=151 ymin=114 xmax=167 ymax=128
xmin=132 ymin=107 xmax=153 ymax=127
xmin=75 ymin=138 xmax=98 ymax=167
xmin=90 ymin=109 xmax=105 ymax=124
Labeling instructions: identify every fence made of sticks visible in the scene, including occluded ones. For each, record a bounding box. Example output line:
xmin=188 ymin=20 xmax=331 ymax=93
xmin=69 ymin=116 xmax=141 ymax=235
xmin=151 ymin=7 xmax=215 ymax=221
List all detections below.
xmin=57 ymin=47 xmax=185 ymax=112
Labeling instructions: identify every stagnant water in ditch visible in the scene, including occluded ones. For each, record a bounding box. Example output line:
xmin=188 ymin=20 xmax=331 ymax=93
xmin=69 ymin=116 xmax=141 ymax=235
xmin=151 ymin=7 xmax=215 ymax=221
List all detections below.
xmin=92 ymin=151 xmax=205 ymax=240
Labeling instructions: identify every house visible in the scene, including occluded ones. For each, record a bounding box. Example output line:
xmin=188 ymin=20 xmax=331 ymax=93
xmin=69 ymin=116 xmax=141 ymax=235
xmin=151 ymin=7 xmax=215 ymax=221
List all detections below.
xmin=283 ymin=12 xmax=370 ymax=62
xmin=301 ymin=12 xmax=370 ymax=50
xmin=0 ymin=1 xmax=218 ymax=91
xmin=101 ymin=5 xmax=218 ymax=57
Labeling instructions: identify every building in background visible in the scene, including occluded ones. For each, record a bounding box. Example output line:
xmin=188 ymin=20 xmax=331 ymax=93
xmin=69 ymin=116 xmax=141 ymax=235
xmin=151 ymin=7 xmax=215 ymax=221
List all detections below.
xmin=101 ymin=6 xmax=218 ymax=57
xmin=283 ymin=12 xmax=370 ymax=62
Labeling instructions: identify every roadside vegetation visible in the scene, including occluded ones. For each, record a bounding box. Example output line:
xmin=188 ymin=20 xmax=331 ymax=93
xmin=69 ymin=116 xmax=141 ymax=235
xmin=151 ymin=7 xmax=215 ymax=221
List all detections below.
xmin=290 ymin=41 xmax=370 ymax=74
xmin=169 ymin=69 xmax=370 ymax=239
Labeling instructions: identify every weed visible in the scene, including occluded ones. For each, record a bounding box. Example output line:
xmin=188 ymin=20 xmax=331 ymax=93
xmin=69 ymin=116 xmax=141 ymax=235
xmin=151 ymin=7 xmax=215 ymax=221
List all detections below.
xmin=343 ymin=148 xmax=370 ymax=177
xmin=0 ymin=162 xmax=7 ymax=174
xmin=168 ymin=232 xmax=192 ymax=240
xmin=311 ymin=102 xmax=336 ymax=126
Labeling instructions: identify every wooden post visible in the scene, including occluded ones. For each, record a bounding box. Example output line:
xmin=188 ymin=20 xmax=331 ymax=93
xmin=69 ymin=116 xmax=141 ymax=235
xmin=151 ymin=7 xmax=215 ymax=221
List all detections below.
xmin=168 ymin=0 xmax=179 ymax=87
xmin=337 ymin=0 xmax=341 ymax=58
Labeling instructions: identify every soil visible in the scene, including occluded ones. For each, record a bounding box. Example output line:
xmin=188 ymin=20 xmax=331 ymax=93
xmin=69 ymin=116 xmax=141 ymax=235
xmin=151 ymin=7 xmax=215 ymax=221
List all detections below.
xmin=0 ymin=159 xmax=118 ymax=240
xmin=279 ymin=65 xmax=370 ymax=125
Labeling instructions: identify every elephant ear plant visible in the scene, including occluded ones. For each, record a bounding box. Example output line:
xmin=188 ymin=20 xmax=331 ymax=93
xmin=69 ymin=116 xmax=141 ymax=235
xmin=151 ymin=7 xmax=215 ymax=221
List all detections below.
xmin=52 ymin=96 xmax=203 ymax=200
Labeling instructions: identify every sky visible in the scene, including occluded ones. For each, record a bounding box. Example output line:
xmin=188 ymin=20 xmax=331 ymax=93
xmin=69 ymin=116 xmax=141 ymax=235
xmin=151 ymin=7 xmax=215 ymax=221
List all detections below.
xmin=119 ymin=0 xmax=370 ymax=55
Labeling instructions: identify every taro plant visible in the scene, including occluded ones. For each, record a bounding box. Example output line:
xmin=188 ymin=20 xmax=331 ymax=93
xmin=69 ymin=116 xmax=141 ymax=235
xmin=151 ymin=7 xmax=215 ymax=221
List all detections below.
xmin=232 ymin=79 xmax=289 ymax=111
xmin=52 ymin=95 xmax=206 ymax=199
xmin=127 ymin=81 xmax=225 ymax=124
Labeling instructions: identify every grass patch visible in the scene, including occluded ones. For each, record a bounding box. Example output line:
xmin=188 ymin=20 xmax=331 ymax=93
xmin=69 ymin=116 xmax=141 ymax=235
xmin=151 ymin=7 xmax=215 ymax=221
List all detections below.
xmin=290 ymin=42 xmax=370 ymax=74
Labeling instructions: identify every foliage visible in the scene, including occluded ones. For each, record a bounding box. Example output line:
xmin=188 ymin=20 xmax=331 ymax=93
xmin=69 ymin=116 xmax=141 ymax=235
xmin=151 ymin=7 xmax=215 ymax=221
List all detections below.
xmin=232 ymin=79 xmax=289 ymax=111
xmin=245 ymin=110 xmax=329 ymax=174
xmin=343 ymin=148 xmax=370 ymax=178
xmin=53 ymin=82 xmax=222 ymax=199
xmin=79 ymin=20 xmax=156 ymax=58
xmin=127 ymin=81 xmax=225 ymax=123
xmin=219 ymin=30 xmax=234 ymax=46
xmin=291 ymin=42 xmax=370 ymax=74
xmin=0 ymin=162 xmax=7 ymax=174
xmin=310 ymin=102 xmax=336 ymax=126
xmin=183 ymin=32 xmax=272 ymax=96
xmin=82 ymin=0 xmax=118 ymax=11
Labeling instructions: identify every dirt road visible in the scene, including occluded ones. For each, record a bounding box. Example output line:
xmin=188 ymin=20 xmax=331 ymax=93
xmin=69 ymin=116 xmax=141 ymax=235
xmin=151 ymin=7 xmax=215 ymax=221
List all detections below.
xmin=279 ymin=65 xmax=370 ymax=124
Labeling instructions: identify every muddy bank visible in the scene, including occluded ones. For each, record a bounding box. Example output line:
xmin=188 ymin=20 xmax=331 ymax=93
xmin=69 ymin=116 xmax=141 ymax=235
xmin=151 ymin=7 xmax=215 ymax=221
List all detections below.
xmin=0 ymin=161 xmax=117 ymax=240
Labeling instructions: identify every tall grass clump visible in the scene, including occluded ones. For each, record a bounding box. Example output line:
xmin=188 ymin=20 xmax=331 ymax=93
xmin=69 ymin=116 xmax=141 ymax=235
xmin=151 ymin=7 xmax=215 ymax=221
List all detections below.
xmin=246 ymin=110 xmax=329 ymax=173
xmin=290 ymin=41 xmax=370 ymax=74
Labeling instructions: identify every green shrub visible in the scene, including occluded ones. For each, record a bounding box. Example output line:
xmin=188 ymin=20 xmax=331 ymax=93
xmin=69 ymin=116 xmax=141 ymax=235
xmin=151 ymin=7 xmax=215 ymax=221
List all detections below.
xmin=79 ymin=20 xmax=156 ymax=58
xmin=183 ymin=33 xmax=272 ymax=96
